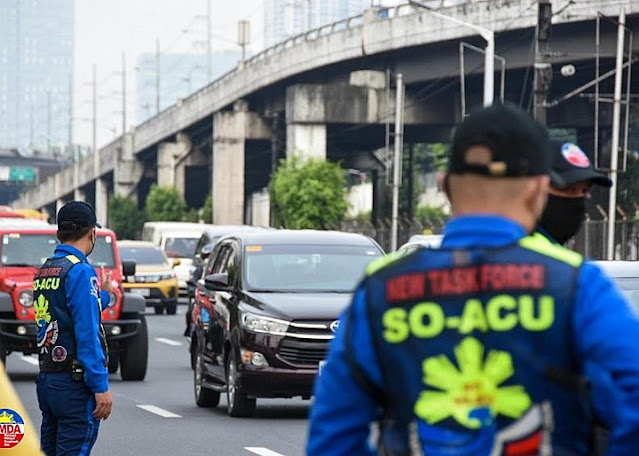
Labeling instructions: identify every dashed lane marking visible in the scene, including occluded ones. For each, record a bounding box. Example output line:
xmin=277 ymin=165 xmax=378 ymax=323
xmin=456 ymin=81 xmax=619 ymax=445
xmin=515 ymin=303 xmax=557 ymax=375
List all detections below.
xmin=136 ymin=404 xmax=182 ymax=418
xmin=245 ymin=449 xmax=287 ymax=456
xmin=154 ymin=337 xmax=182 ymax=346
xmin=21 ymin=355 xmax=39 ymax=366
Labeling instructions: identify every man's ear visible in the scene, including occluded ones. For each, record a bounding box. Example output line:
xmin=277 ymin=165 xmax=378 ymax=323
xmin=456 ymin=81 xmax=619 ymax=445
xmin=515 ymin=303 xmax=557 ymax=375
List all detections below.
xmin=439 ymin=173 xmax=450 ymax=196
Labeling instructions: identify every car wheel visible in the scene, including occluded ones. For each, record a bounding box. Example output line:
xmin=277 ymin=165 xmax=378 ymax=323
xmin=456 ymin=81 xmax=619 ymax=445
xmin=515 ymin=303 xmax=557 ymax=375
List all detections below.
xmin=120 ymin=314 xmax=149 ymax=381
xmin=226 ymin=351 xmax=256 ymax=417
xmin=194 ymin=347 xmax=220 ymax=408
xmin=107 ymin=354 xmax=119 ymax=374
xmin=190 ymin=338 xmax=197 ymax=371
xmin=166 ymin=301 xmax=177 ymax=315
xmin=154 ymin=305 xmax=165 ymax=315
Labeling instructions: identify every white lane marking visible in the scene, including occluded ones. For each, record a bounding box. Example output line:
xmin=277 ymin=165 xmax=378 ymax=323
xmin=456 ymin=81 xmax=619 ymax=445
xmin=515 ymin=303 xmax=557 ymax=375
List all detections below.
xmin=136 ymin=404 xmax=182 ymax=418
xmin=154 ymin=337 xmax=182 ymax=346
xmin=244 ymin=448 xmax=286 ymax=456
xmin=21 ymin=356 xmax=39 ymax=366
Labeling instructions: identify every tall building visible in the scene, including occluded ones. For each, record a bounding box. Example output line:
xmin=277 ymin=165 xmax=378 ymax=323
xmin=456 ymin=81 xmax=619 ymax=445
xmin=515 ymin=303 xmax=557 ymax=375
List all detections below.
xmin=264 ymin=0 xmax=369 ymax=48
xmin=135 ymin=51 xmax=241 ymax=124
xmin=0 ymin=0 xmax=75 ymax=151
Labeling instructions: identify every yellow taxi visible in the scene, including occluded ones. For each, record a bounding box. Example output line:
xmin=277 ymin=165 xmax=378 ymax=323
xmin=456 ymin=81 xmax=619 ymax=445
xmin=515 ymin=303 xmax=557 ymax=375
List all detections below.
xmin=118 ymin=240 xmax=179 ymax=315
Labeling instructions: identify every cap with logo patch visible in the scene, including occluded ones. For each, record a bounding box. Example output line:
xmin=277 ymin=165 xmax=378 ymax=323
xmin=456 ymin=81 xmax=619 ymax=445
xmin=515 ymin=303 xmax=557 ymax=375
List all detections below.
xmin=549 ymin=140 xmax=612 ymax=189
xmin=56 ymin=201 xmax=102 ymax=230
xmin=448 ymin=104 xmax=552 ymax=178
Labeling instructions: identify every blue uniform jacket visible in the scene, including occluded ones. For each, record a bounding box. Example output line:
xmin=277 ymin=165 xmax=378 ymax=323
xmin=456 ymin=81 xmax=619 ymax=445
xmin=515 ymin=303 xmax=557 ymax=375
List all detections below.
xmin=308 ymin=215 xmax=639 ymax=456
xmin=52 ymin=244 xmax=110 ymax=393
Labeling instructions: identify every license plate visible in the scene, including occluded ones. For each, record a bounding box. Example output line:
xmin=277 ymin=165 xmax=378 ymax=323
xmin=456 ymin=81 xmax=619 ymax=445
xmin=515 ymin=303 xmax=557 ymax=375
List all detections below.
xmin=318 ymin=360 xmax=327 ymax=374
xmin=131 ymin=288 xmax=150 ymax=297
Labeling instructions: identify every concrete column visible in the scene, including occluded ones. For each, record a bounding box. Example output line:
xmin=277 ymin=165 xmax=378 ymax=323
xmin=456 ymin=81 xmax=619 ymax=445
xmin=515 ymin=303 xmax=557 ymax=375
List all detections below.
xmin=114 ymin=133 xmax=143 ymax=202
xmin=95 ymin=177 xmax=108 ymax=226
xmin=55 ymin=199 xmax=65 ymax=215
xmin=157 ymin=134 xmax=191 ymax=196
xmin=286 ymin=124 xmax=327 ymax=159
xmin=73 ymin=188 xmax=86 ymax=202
xmin=285 ymin=85 xmax=327 ymax=160
xmin=212 ymin=106 xmax=247 ymax=225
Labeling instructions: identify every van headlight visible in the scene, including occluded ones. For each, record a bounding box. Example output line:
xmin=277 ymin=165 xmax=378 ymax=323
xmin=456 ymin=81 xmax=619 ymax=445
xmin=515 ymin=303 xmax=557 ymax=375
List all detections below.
xmin=19 ymin=290 xmax=34 ymax=307
xmin=240 ymin=312 xmax=289 ymax=336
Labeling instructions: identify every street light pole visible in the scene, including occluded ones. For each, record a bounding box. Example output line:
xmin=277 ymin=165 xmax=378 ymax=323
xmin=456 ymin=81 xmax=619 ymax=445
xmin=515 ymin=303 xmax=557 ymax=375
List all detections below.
xmin=207 ymin=0 xmax=212 ymax=81
xmin=607 ymin=7 xmax=626 ymax=260
xmin=391 ymin=73 xmax=405 ymax=252
xmin=409 ymin=0 xmax=494 ymax=106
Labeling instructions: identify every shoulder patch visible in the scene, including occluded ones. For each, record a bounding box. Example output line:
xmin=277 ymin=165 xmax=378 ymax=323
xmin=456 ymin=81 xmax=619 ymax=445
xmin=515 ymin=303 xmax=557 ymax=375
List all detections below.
xmin=366 ymin=250 xmax=411 ymax=276
xmin=519 ymin=234 xmax=583 ymax=267
xmin=65 ymin=255 xmax=81 ymax=265
xmin=90 ymin=276 xmax=99 ymax=299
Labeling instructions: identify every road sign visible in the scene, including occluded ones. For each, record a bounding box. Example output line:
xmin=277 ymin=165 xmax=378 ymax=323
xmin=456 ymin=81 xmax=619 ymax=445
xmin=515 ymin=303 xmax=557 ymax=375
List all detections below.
xmin=9 ymin=167 xmax=35 ymax=181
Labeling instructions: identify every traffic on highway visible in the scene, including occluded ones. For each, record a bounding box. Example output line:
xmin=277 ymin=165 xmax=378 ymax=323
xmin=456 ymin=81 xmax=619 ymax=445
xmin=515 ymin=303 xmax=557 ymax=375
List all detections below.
xmin=2 ymin=0 xmax=639 ymax=455
xmin=0 ymin=214 xmax=383 ymax=455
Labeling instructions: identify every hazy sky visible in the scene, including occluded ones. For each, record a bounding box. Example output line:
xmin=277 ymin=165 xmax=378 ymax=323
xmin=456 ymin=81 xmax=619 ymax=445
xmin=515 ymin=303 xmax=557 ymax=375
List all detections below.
xmin=73 ymin=0 xmax=401 ymax=149
xmin=74 ymin=0 xmax=266 ymax=148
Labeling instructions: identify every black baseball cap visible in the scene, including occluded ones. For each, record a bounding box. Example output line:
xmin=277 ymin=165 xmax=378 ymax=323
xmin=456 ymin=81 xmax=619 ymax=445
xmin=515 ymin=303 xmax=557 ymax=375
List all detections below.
xmin=448 ymin=104 xmax=552 ymax=178
xmin=549 ymin=140 xmax=612 ymax=189
xmin=57 ymin=201 xmax=102 ymax=230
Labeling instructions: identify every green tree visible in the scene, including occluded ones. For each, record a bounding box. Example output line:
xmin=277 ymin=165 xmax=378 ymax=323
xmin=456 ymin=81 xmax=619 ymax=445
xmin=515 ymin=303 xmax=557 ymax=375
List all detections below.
xmin=108 ymin=196 xmax=145 ymax=240
xmin=270 ymin=156 xmax=348 ymax=229
xmin=415 ymin=205 xmax=449 ymax=227
xmin=201 ymin=192 xmax=213 ymax=224
xmin=145 ymin=185 xmax=186 ymax=222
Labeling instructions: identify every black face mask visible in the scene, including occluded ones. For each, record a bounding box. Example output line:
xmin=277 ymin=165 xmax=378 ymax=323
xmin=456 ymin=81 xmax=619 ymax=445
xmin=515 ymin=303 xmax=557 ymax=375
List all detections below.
xmin=539 ymin=195 xmax=586 ymax=245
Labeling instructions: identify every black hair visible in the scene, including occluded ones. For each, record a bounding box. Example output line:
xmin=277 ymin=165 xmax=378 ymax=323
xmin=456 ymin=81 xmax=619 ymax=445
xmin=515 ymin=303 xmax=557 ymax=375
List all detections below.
xmin=57 ymin=227 xmax=92 ymax=243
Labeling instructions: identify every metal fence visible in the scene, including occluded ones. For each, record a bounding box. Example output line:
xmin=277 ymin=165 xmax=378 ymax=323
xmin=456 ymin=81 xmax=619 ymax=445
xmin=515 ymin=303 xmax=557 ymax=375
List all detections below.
xmin=333 ymin=217 xmax=639 ymax=260
xmin=329 ymin=218 xmax=445 ymax=253
xmin=572 ymin=219 xmax=639 ymax=260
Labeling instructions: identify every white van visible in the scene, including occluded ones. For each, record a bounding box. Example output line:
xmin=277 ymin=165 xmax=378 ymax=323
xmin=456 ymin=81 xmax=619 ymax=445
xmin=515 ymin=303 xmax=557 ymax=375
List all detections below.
xmin=160 ymin=231 xmax=202 ymax=295
xmin=141 ymin=222 xmax=212 ymax=246
xmin=141 ymin=222 xmax=214 ymax=295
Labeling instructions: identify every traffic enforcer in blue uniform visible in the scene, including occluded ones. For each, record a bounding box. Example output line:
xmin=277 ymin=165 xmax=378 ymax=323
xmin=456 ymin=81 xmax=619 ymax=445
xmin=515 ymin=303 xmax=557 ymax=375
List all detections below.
xmin=35 ymin=201 xmax=113 ymax=456
xmin=308 ymin=105 xmax=639 ymax=456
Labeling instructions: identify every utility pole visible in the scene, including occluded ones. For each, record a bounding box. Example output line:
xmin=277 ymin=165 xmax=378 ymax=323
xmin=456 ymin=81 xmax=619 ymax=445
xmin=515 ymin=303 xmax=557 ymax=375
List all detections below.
xmin=607 ymin=8 xmax=626 ymax=260
xmin=122 ymin=51 xmax=127 ymax=135
xmin=29 ymin=104 xmax=34 ymax=147
xmin=47 ymin=91 xmax=51 ymax=153
xmin=238 ymin=20 xmax=251 ymax=63
xmin=92 ymin=63 xmax=97 ymax=155
xmin=207 ymin=0 xmax=212 ymax=81
xmin=156 ymin=38 xmax=161 ymax=114
xmin=68 ymin=72 xmax=74 ymax=159
xmin=391 ymin=73 xmax=405 ymax=252
xmin=533 ymin=0 xmax=552 ymax=124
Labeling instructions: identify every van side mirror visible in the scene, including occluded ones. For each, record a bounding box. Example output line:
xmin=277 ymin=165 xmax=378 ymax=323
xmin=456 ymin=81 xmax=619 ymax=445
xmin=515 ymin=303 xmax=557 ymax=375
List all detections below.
xmin=122 ymin=260 xmax=136 ymax=277
xmin=204 ymin=273 xmax=229 ymax=291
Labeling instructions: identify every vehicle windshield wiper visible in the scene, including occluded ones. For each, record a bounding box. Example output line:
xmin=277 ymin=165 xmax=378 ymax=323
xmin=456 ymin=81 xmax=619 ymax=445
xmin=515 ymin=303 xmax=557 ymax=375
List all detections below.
xmin=3 ymin=263 xmax=36 ymax=267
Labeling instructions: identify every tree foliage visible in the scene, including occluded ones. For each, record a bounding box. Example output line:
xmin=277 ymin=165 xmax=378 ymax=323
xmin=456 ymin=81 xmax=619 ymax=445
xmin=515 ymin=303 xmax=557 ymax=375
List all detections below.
xmin=201 ymin=192 xmax=213 ymax=224
xmin=415 ymin=205 xmax=449 ymax=227
xmin=108 ymin=196 xmax=144 ymax=240
xmin=270 ymin=156 xmax=348 ymax=229
xmin=145 ymin=185 xmax=186 ymax=222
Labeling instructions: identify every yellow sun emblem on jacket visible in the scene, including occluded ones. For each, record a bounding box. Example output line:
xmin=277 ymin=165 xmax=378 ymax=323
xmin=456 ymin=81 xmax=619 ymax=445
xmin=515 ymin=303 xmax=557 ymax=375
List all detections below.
xmin=34 ymin=294 xmax=51 ymax=326
xmin=414 ymin=337 xmax=531 ymax=429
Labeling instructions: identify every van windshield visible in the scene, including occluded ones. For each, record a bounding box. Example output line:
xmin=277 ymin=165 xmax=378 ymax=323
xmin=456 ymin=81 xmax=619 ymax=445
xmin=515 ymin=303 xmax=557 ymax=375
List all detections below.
xmin=0 ymin=233 xmax=58 ymax=267
xmin=164 ymin=237 xmax=198 ymax=258
xmin=88 ymin=236 xmax=116 ymax=268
